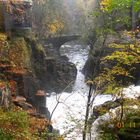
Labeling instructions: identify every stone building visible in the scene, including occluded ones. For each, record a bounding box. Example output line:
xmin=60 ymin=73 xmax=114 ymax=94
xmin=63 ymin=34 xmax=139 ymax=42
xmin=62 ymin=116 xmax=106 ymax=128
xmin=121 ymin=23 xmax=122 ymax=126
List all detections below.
xmin=0 ymin=0 xmax=32 ymax=35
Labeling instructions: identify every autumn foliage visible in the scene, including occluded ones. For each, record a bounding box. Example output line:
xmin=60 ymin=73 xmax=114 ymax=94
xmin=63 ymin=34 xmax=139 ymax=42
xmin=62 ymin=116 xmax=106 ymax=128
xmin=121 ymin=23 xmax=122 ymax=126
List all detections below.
xmin=0 ymin=106 xmax=53 ymax=140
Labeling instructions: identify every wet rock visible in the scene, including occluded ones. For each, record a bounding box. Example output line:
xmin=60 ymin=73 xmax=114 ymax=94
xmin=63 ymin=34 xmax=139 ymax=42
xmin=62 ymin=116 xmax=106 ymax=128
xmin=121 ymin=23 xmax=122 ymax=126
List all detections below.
xmin=44 ymin=56 xmax=77 ymax=93
xmin=92 ymin=99 xmax=121 ymax=118
xmin=12 ymin=96 xmax=34 ymax=111
xmin=12 ymin=96 xmax=26 ymax=102
xmin=35 ymin=93 xmax=46 ymax=107
xmin=137 ymin=96 xmax=140 ymax=100
xmin=38 ymin=106 xmax=50 ymax=119
xmin=60 ymin=55 xmax=69 ymax=61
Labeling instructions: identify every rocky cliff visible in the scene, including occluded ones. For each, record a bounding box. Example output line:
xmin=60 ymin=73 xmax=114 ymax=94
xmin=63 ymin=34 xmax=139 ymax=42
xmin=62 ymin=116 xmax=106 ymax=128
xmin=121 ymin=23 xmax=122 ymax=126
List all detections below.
xmin=83 ymin=31 xmax=140 ymax=85
xmin=0 ymin=33 xmax=77 ymax=120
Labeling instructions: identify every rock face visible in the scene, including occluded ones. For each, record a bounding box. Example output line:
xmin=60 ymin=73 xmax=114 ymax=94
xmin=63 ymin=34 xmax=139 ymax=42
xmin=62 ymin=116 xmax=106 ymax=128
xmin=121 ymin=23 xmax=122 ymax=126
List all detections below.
xmin=45 ymin=57 xmax=77 ymax=92
xmin=83 ymin=33 xmax=140 ymax=84
xmin=43 ymin=38 xmax=77 ymax=93
xmin=88 ymin=99 xmax=121 ymax=127
xmin=19 ymin=37 xmax=77 ymax=117
xmin=83 ymin=34 xmax=120 ymax=80
xmin=28 ymin=38 xmax=77 ymax=93
xmin=0 ymin=36 xmax=77 ymax=120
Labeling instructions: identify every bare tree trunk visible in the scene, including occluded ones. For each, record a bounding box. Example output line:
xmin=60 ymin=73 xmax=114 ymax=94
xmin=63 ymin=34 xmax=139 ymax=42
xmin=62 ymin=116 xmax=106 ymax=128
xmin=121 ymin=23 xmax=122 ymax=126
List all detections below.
xmin=49 ymin=81 xmax=74 ymax=121
xmin=82 ymin=31 xmax=108 ymax=140
xmin=83 ymin=84 xmax=93 ymax=140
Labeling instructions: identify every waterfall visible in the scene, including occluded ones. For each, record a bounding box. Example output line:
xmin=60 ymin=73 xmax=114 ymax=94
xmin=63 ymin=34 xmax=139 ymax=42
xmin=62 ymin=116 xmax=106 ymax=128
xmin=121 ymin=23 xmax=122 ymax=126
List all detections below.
xmin=46 ymin=43 xmax=112 ymax=140
xmin=46 ymin=43 xmax=89 ymax=139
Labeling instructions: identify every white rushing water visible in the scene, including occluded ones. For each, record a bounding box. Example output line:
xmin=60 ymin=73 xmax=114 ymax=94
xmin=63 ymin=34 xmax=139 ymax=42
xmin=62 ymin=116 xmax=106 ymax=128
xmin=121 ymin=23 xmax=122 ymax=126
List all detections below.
xmin=46 ymin=43 xmax=114 ymax=139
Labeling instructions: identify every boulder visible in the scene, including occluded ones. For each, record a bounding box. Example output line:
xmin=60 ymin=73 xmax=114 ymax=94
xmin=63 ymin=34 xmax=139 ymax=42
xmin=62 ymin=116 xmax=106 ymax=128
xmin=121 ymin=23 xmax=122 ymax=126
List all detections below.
xmin=93 ymin=99 xmax=121 ymax=118
xmin=38 ymin=106 xmax=50 ymax=119
xmin=12 ymin=96 xmax=34 ymax=110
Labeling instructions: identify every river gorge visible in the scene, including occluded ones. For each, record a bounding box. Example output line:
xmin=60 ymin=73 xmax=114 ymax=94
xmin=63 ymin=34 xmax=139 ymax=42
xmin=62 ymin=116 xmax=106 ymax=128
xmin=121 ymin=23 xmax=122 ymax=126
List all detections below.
xmin=47 ymin=42 xmax=113 ymax=140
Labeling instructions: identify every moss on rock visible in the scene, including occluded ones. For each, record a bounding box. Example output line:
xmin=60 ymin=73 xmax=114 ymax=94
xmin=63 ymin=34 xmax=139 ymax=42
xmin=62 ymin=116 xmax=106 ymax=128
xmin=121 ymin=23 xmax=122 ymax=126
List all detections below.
xmin=9 ymin=37 xmax=31 ymax=70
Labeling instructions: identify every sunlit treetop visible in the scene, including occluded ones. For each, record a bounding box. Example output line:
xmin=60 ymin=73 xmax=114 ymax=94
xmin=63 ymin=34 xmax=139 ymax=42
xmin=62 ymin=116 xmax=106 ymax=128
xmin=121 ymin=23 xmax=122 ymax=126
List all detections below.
xmin=100 ymin=0 xmax=140 ymax=13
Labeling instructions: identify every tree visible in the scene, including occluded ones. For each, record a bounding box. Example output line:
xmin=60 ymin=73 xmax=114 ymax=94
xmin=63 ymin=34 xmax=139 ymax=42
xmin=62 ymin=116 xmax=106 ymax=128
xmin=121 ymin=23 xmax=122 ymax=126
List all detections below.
xmin=82 ymin=0 xmax=140 ymax=139
xmin=83 ymin=34 xmax=140 ymax=139
xmin=32 ymin=0 xmax=67 ymax=39
xmin=100 ymin=0 xmax=140 ymax=29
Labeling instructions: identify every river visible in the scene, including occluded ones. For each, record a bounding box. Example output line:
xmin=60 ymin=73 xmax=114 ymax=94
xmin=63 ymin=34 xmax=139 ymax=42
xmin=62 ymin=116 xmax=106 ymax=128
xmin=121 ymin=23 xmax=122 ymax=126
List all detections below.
xmin=46 ymin=43 xmax=113 ymax=140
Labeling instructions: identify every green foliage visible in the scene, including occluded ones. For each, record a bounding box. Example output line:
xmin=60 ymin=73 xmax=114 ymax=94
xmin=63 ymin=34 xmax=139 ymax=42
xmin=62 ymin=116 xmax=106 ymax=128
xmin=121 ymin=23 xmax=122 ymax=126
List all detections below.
xmin=92 ymin=37 xmax=140 ymax=94
xmin=35 ymin=43 xmax=47 ymax=58
xmin=133 ymin=0 xmax=140 ymax=12
xmin=85 ymin=0 xmax=140 ymax=139
xmin=9 ymin=38 xmax=31 ymax=69
xmin=32 ymin=0 xmax=67 ymax=38
xmin=99 ymin=0 xmax=140 ymax=30
xmin=98 ymin=102 xmax=140 ymax=140
xmin=0 ymin=33 xmax=10 ymax=62
xmin=100 ymin=0 xmax=140 ymax=13
xmin=0 ymin=35 xmax=31 ymax=71
xmin=0 ymin=107 xmax=31 ymax=140
xmin=102 ymin=43 xmax=140 ymax=66
xmin=0 ymin=129 xmax=14 ymax=140
xmin=0 ymin=106 xmax=64 ymax=140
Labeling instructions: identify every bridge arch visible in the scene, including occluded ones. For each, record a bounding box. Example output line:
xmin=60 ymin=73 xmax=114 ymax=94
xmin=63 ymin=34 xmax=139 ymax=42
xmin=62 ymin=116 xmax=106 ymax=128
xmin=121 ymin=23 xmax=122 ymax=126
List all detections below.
xmin=43 ymin=35 xmax=81 ymax=55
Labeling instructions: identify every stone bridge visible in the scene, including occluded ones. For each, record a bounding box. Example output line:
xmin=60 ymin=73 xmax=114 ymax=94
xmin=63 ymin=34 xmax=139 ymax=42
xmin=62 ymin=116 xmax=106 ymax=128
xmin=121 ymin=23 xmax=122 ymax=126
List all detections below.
xmin=43 ymin=35 xmax=80 ymax=54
